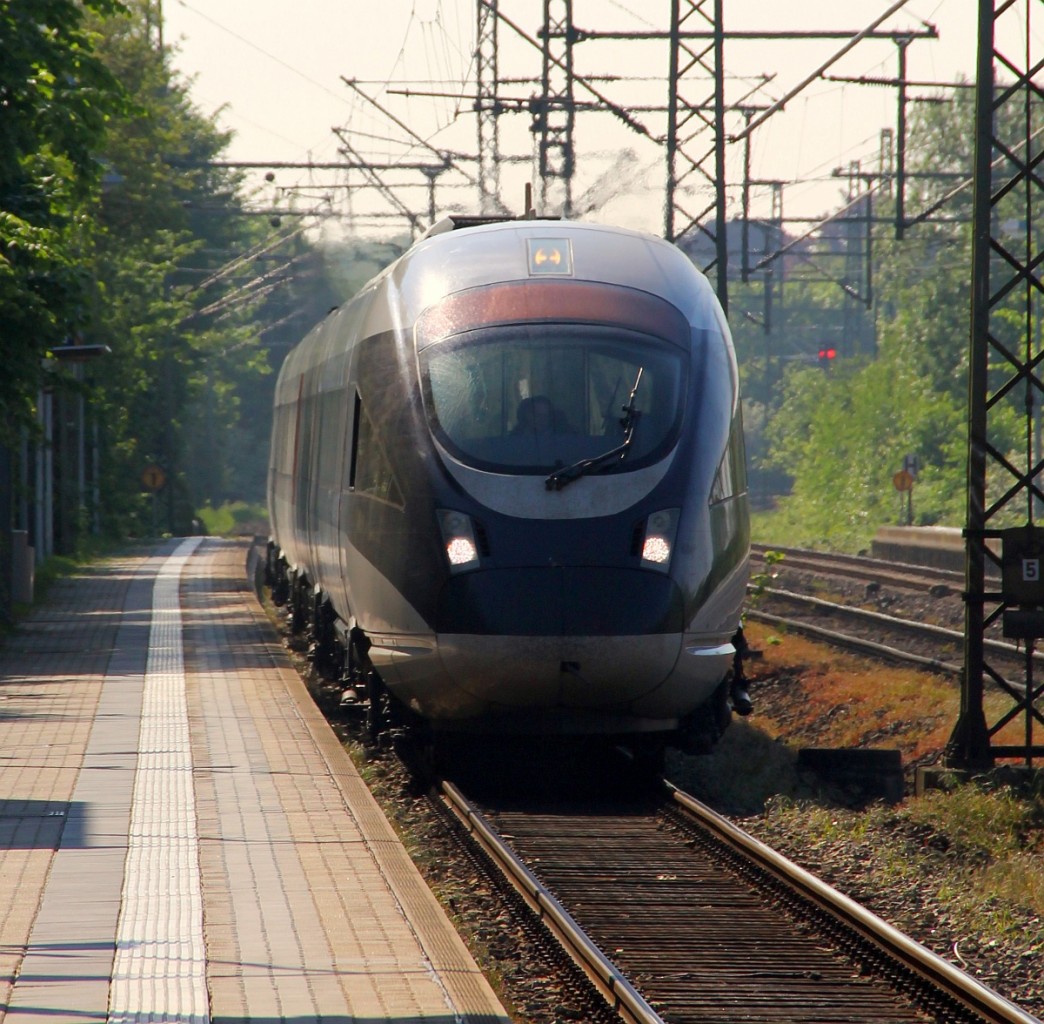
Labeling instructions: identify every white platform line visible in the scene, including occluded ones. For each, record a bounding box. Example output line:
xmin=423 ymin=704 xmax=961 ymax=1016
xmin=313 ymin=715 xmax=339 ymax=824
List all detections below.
xmin=108 ymin=537 xmax=209 ymax=1024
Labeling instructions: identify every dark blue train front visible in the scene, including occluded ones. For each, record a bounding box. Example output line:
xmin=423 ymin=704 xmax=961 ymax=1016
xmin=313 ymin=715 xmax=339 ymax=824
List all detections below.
xmin=268 ymin=216 xmax=749 ymax=751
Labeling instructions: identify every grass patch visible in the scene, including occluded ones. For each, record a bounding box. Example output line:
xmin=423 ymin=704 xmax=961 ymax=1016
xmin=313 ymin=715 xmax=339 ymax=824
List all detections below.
xmin=759 ymin=788 xmax=1044 ymax=944
xmin=665 ymin=617 xmax=960 ymax=811
xmin=29 ymin=553 xmax=81 ymax=603
xmin=740 ymin=621 xmax=958 ymax=760
xmin=197 ymin=501 xmax=269 ymax=537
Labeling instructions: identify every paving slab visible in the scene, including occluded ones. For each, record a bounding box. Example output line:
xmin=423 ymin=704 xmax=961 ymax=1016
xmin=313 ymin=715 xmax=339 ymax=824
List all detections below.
xmin=0 ymin=538 xmax=509 ymax=1024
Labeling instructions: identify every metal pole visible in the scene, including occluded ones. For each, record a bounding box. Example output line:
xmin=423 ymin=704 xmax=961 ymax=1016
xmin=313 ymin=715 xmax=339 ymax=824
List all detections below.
xmin=665 ymin=0 xmax=680 ymax=241
xmin=949 ymin=0 xmax=996 ymax=769
xmin=895 ymin=37 xmax=910 ymax=240
xmin=741 ymin=109 xmax=752 ymax=283
xmin=475 ymin=0 xmax=501 ymax=214
xmin=714 ymin=0 xmax=728 ymax=314
xmin=40 ymin=391 xmax=53 ymax=561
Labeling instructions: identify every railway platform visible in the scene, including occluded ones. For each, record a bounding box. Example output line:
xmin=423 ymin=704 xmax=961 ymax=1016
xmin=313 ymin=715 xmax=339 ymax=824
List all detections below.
xmin=0 ymin=536 xmax=509 ymax=1024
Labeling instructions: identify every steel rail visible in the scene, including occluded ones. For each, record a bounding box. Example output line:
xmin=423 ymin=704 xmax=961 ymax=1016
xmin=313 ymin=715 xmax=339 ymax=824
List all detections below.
xmin=667 ymin=784 xmax=1041 ymax=1024
xmin=760 ymin=585 xmax=967 ymax=640
xmin=746 ymin=606 xmax=963 ymax=676
xmin=439 ymin=780 xmax=665 ymax=1024
xmin=753 ymin=585 xmax=1041 ymax=667
xmin=750 ymin=541 xmax=962 ymax=586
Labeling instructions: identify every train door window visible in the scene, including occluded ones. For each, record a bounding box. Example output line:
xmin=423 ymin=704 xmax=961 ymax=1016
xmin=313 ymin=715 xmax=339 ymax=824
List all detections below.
xmin=710 ymin=409 xmax=748 ymax=504
xmin=289 ymin=376 xmax=305 ymax=484
xmin=348 ymin=390 xmax=404 ymax=507
xmin=278 ymin=404 xmax=295 ymax=469
xmin=270 ymin=402 xmax=289 ymax=474
xmin=316 ymin=389 xmax=343 ymax=493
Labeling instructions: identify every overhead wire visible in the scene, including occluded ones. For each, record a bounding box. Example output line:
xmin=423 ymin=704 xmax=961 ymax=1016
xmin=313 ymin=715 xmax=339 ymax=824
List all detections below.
xmin=184 ymin=223 xmax=309 ymax=297
xmin=171 ymin=0 xmax=352 ymax=106
xmin=182 ymin=251 xmax=308 ymax=324
xmin=604 ymin=0 xmax=657 ymax=30
xmin=171 ymin=0 xmax=353 ymax=207
xmin=170 ymin=1 xmax=982 ymax=243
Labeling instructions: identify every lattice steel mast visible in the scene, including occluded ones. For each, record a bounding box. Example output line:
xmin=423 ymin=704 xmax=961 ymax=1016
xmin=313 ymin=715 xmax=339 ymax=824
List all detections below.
xmin=952 ymin=0 xmax=1044 ymax=768
xmin=666 ymin=0 xmax=728 ymax=310
xmin=536 ymin=0 xmax=576 ymax=216
xmin=475 ymin=0 xmax=501 ymax=213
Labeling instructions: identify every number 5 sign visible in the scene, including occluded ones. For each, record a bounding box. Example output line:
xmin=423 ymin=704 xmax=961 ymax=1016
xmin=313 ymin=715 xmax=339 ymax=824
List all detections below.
xmin=1001 ymin=526 xmax=1044 ymax=604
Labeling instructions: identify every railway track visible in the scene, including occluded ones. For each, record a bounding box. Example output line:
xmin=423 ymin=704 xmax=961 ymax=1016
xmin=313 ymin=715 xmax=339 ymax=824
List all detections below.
xmin=751 ymin=542 xmax=965 ymax=593
xmin=747 ymin=543 xmax=1035 ymax=678
xmin=749 ymin=587 xmax=969 ymax=674
xmin=439 ymin=774 xmax=1038 ymax=1024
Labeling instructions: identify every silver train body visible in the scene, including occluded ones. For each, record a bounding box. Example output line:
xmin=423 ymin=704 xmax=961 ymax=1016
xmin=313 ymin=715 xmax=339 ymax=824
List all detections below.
xmin=267 ymin=217 xmax=750 ymax=748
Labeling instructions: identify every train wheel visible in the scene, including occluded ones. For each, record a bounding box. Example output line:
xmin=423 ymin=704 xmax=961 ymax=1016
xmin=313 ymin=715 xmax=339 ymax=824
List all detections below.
xmin=288 ymin=574 xmax=308 ymax=634
xmin=310 ymin=597 xmax=340 ymax=679
xmin=269 ymin=554 xmax=289 ymax=607
xmin=365 ymin=672 xmax=388 ymax=745
xmin=674 ymin=680 xmax=732 ymax=755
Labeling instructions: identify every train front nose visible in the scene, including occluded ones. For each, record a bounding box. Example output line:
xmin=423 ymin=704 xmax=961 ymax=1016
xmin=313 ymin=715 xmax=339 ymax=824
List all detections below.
xmin=437 ymin=566 xmax=683 ymax=635
xmin=435 ymin=567 xmax=684 ymax=708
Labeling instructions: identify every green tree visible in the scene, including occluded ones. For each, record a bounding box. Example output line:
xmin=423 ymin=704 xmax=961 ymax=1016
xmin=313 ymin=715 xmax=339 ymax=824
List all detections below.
xmin=761 ymin=350 xmax=967 ymax=549
xmin=751 ymin=84 xmax=1009 ymax=549
xmin=84 ymin=1 xmax=272 ymax=535
xmin=181 ymin=228 xmax=342 ymax=509
xmin=0 ymin=0 xmax=127 ymax=444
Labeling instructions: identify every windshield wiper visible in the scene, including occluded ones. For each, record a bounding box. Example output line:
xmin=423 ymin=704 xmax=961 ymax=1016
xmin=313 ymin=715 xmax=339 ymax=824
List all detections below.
xmin=545 ymin=368 xmax=643 ymax=491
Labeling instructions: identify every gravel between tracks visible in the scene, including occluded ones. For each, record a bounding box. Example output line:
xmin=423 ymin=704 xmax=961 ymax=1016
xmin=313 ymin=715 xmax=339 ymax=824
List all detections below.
xmin=765 ymin=559 xmax=967 ymax=632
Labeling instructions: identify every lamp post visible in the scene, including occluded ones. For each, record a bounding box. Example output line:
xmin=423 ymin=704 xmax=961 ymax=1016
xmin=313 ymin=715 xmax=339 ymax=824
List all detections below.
xmin=39 ymin=341 xmax=111 ymax=560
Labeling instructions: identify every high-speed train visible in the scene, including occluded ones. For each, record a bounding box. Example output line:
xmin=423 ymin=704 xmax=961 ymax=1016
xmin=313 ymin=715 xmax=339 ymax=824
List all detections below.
xmin=266 ymin=215 xmax=750 ymax=756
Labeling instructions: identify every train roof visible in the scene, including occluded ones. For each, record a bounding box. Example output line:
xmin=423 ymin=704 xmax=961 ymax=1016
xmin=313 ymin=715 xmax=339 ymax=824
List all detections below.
xmin=391 ymin=216 xmax=724 ymax=331
xmin=417 ymin=214 xmax=556 ymax=240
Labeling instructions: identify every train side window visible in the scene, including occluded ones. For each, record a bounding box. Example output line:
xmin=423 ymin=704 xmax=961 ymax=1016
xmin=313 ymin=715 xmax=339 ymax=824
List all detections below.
xmin=349 ymin=390 xmax=404 ymax=507
xmin=316 ymin=389 xmax=344 ymax=493
xmin=710 ymin=410 xmax=748 ymax=504
xmin=294 ymin=391 xmax=315 ymax=530
xmin=348 ymin=390 xmax=362 ymax=490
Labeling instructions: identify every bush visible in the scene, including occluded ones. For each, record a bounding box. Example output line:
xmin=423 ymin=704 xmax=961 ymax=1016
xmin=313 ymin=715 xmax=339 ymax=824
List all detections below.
xmin=196 ymin=501 xmax=268 ymax=537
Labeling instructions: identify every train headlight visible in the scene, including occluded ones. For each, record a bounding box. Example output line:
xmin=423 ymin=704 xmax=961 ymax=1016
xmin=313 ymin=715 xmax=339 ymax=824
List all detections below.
xmin=437 ymin=509 xmax=482 ymax=573
xmin=640 ymin=508 xmax=680 ymax=572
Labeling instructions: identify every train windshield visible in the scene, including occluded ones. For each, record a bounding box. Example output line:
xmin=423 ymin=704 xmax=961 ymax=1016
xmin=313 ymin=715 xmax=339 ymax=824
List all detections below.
xmin=420 ymin=324 xmax=686 ymax=475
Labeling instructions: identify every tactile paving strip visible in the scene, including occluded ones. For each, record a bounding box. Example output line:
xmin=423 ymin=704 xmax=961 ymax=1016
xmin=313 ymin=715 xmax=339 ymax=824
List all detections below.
xmin=108 ymin=537 xmax=208 ymax=1023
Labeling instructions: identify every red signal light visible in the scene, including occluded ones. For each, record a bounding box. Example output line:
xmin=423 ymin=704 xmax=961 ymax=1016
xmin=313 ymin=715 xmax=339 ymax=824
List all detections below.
xmin=817 ymin=347 xmax=837 ymax=366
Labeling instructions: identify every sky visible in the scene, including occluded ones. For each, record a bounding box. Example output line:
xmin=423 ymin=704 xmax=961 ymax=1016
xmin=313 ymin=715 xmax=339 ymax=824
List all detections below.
xmin=159 ymin=1 xmax=1029 ymax=238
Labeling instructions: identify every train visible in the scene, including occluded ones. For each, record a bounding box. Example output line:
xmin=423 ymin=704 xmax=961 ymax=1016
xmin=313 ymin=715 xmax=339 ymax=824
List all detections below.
xmin=266 ymin=214 xmax=750 ymax=759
